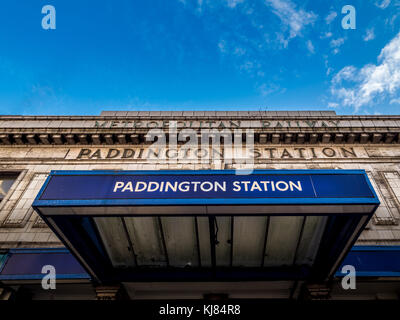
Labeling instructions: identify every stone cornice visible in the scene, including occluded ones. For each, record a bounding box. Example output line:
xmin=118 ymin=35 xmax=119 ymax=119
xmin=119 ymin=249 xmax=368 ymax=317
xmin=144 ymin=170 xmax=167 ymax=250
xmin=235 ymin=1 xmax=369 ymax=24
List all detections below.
xmin=0 ymin=131 xmax=398 ymax=145
xmin=0 ymin=113 xmax=400 ymax=145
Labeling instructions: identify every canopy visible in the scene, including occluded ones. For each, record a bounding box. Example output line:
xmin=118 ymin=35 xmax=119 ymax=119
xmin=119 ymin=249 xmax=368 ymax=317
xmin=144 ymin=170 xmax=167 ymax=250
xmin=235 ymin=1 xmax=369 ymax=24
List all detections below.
xmin=32 ymin=170 xmax=379 ymax=284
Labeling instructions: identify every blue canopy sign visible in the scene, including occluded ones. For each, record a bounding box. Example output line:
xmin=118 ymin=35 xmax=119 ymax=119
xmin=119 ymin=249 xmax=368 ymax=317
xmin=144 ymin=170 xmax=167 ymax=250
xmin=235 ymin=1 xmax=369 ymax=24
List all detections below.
xmin=32 ymin=170 xmax=380 ymax=283
xmin=37 ymin=170 xmax=375 ymax=202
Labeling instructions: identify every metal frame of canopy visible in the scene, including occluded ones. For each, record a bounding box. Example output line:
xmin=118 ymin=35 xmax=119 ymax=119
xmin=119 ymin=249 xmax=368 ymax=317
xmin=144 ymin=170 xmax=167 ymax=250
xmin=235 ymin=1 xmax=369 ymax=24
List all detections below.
xmin=32 ymin=170 xmax=379 ymax=285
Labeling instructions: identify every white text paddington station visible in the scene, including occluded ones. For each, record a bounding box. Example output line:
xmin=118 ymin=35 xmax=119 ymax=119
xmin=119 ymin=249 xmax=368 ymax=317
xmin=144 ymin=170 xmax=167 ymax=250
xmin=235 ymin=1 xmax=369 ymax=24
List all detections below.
xmin=113 ymin=180 xmax=303 ymax=193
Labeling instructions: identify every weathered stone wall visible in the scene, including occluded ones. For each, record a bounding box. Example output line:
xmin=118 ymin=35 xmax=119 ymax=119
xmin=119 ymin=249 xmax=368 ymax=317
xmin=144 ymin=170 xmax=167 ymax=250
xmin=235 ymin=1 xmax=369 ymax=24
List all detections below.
xmin=0 ymin=141 xmax=400 ymax=248
xmin=0 ymin=111 xmax=399 ymax=248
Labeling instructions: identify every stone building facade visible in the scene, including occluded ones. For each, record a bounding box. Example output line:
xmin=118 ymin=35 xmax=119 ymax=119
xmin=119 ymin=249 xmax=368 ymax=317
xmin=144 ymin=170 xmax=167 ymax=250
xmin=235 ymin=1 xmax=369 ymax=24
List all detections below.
xmin=0 ymin=110 xmax=399 ymax=300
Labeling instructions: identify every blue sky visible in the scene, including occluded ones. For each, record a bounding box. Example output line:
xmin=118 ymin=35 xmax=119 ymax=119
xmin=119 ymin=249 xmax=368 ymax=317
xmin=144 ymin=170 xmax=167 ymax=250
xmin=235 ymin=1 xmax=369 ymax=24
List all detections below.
xmin=1 ymin=0 xmax=400 ymax=115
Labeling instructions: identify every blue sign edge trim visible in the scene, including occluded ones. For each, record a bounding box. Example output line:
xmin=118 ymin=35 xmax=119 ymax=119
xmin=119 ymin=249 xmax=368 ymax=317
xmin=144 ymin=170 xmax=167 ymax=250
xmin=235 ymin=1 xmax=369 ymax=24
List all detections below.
xmin=0 ymin=274 xmax=90 ymax=280
xmin=0 ymin=248 xmax=90 ymax=280
xmin=47 ymin=169 xmax=368 ymax=175
xmin=335 ymin=245 xmax=400 ymax=277
xmin=33 ymin=169 xmax=380 ymax=208
xmin=33 ymin=197 xmax=380 ymax=207
xmin=8 ymin=248 xmax=70 ymax=254
xmin=3 ymin=246 xmax=398 ymax=280
xmin=351 ymin=245 xmax=400 ymax=251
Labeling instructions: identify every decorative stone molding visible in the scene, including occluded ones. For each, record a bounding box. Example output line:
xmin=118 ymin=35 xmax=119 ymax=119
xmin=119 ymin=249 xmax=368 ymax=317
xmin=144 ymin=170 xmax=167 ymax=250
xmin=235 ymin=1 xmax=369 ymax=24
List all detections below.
xmin=1 ymin=172 xmax=48 ymax=228
xmin=0 ymin=112 xmax=399 ymax=146
xmin=367 ymin=172 xmax=399 ymax=225
xmin=0 ymin=131 xmax=398 ymax=146
xmin=0 ymin=170 xmax=28 ymax=224
xmin=32 ymin=214 xmax=49 ymax=228
xmin=381 ymin=171 xmax=400 ymax=221
xmin=1 ymin=111 xmax=400 ymax=248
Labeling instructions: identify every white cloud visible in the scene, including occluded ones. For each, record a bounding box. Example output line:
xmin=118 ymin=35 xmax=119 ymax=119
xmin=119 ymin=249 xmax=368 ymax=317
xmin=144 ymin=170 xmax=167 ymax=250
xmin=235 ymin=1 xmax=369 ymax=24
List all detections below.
xmin=330 ymin=37 xmax=345 ymax=54
xmin=385 ymin=12 xmax=399 ymax=27
xmin=265 ymin=0 xmax=317 ymax=40
xmin=321 ymin=32 xmax=333 ymax=39
xmin=330 ymin=32 xmax=400 ymax=111
xmin=240 ymin=60 xmax=260 ymax=73
xmin=363 ymin=28 xmax=375 ymax=42
xmin=178 ymin=0 xmax=314 ymax=96
xmin=375 ymin=0 xmax=391 ymax=9
xmin=325 ymin=11 xmax=337 ymax=24
xmin=328 ymin=102 xmax=339 ymax=108
xmin=218 ymin=40 xmax=227 ymax=53
xmin=332 ymin=66 xmax=357 ymax=84
xmin=258 ymin=83 xmax=281 ymax=96
xmin=226 ymin=0 xmax=244 ymax=8
xmin=234 ymin=47 xmax=246 ymax=56
xmin=330 ymin=37 xmax=345 ymax=48
xmin=276 ymin=32 xmax=289 ymax=48
xmin=306 ymin=40 xmax=315 ymax=54
xmin=390 ymin=98 xmax=400 ymax=104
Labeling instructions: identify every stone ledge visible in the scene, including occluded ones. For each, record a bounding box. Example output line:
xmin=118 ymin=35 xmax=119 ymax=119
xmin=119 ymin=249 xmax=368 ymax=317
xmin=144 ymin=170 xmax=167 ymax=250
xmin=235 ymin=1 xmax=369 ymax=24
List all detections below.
xmin=0 ymin=131 xmax=399 ymax=145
